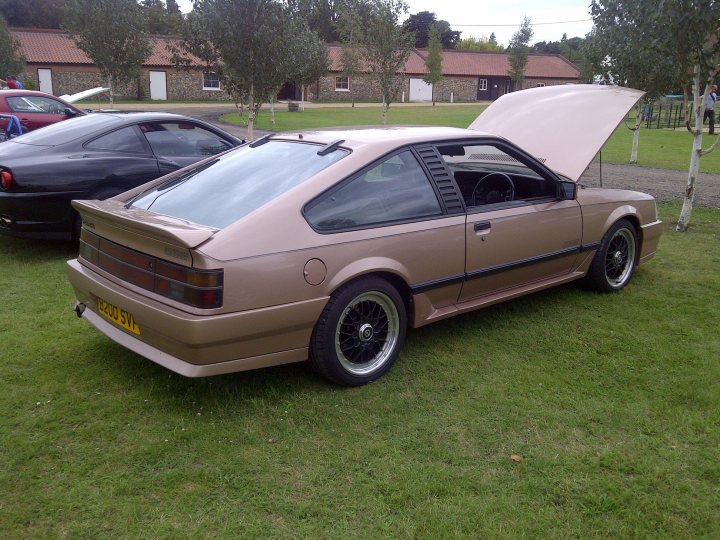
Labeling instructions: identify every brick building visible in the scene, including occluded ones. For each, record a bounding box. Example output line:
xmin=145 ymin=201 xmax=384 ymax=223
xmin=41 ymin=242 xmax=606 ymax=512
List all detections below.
xmin=11 ymin=29 xmax=581 ymax=103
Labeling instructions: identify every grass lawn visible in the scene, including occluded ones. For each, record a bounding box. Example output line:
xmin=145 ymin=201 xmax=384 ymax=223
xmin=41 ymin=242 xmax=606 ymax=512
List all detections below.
xmin=224 ymin=105 xmax=720 ymax=174
xmin=1 ymin=202 xmax=718 ymax=537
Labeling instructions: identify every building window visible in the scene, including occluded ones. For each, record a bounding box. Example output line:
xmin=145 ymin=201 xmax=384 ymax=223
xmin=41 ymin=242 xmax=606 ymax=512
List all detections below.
xmin=536 ymin=82 xmax=546 ymax=87
xmin=335 ymin=76 xmax=349 ymax=91
xmin=478 ymin=79 xmax=488 ymax=91
xmin=203 ymin=72 xmax=220 ymax=90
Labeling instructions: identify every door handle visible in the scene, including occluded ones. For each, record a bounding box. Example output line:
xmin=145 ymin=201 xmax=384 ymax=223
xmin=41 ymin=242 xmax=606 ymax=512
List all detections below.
xmin=473 ymin=221 xmax=491 ymax=232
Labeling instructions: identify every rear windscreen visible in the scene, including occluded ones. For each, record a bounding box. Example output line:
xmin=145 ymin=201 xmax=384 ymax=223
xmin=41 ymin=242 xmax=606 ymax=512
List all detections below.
xmin=130 ymin=140 xmax=349 ymax=228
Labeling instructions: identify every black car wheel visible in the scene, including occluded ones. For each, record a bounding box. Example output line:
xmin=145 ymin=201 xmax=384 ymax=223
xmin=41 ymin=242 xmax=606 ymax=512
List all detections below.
xmin=586 ymin=219 xmax=638 ymax=292
xmin=309 ymin=276 xmax=406 ymax=386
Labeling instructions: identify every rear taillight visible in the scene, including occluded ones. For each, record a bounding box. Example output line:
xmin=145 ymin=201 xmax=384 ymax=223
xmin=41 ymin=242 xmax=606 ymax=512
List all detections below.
xmin=79 ymin=230 xmax=223 ymax=309
xmin=0 ymin=170 xmax=12 ymax=190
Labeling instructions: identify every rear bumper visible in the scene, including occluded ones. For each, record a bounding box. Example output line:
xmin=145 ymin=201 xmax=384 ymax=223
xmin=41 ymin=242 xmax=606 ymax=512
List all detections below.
xmin=639 ymin=219 xmax=663 ymax=264
xmin=0 ymin=190 xmax=79 ymax=238
xmin=67 ymin=258 xmax=329 ymax=377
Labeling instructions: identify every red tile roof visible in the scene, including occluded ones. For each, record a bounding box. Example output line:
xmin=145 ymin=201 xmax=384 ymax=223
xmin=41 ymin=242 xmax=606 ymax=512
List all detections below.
xmin=14 ymin=29 xmax=579 ymax=79
xmin=327 ymin=45 xmax=579 ymax=79
xmin=11 ymin=28 xmax=197 ymax=67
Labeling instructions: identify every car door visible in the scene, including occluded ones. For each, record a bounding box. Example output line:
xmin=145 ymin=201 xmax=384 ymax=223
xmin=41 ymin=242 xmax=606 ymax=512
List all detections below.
xmin=433 ymin=141 xmax=583 ymax=302
xmin=80 ymin=125 xmax=160 ymax=195
xmin=4 ymin=95 xmax=72 ymax=131
xmin=139 ymin=120 xmax=236 ymax=174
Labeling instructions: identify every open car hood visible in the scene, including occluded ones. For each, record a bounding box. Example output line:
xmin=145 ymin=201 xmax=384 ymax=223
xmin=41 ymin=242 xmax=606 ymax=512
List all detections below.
xmin=59 ymin=87 xmax=110 ymax=103
xmin=469 ymin=84 xmax=644 ymax=181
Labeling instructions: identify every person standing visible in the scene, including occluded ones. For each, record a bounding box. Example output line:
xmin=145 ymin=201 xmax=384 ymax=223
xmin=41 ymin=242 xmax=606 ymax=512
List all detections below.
xmin=704 ymin=84 xmax=717 ymax=135
xmin=0 ymin=76 xmax=19 ymax=89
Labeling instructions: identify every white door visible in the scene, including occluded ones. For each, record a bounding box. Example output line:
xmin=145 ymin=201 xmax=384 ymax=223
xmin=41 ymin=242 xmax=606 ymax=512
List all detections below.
xmin=38 ymin=68 xmax=53 ymax=95
xmin=149 ymin=71 xmax=167 ymax=100
xmin=409 ymin=78 xmax=433 ymax=101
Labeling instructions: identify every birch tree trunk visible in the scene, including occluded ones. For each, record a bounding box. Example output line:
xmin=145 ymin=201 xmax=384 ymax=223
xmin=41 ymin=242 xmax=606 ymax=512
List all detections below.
xmin=108 ymin=76 xmax=114 ymax=108
xmin=301 ymin=86 xmax=305 ymax=111
xmin=630 ymin=103 xmax=642 ymax=163
xmin=677 ymin=66 xmax=705 ymax=232
xmin=247 ymin=83 xmax=255 ymax=141
xmin=382 ymin=100 xmax=388 ymax=125
xmin=270 ymin=98 xmax=276 ymax=125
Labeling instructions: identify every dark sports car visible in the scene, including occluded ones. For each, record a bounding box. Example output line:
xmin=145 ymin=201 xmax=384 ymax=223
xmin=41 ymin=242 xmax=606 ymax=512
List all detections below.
xmin=0 ymin=112 xmax=243 ymax=239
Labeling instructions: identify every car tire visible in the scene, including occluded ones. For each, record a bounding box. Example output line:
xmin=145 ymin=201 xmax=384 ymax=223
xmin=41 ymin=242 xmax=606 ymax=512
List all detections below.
xmin=309 ymin=276 xmax=407 ymax=386
xmin=586 ymin=219 xmax=639 ymax=292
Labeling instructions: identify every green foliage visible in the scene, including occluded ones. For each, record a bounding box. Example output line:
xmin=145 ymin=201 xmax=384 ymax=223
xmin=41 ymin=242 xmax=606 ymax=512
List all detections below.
xmin=140 ymin=0 xmax=183 ymax=34
xmin=347 ymin=0 xmax=415 ymax=122
xmin=402 ymin=10 xmax=460 ymax=48
xmin=1 ymin=203 xmax=719 ymax=537
xmin=175 ymin=0 xmax=326 ymax=135
xmin=0 ymin=14 xmax=25 ymax=78
xmin=456 ymin=35 xmax=504 ymax=52
xmin=287 ymin=0 xmax=340 ymax=42
xmin=507 ymin=16 xmax=533 ymax=86
xmin=423 ymin=25 xmax=442 ymax=104
xmin=589 ymin=1 xmax=682 ymax=99
xmin=63 ymin=0 xmax=151 ymax=104
xmin=0 ymin=0 xmax=66 ymax=29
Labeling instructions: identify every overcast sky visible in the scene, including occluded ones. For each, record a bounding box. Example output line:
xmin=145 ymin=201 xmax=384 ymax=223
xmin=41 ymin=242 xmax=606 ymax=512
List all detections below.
xmin=175 ymin=0 xmax=594 ymax=47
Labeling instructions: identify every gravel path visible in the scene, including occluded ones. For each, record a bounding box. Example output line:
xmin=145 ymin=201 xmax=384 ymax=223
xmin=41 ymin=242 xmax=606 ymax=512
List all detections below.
xmin=114 ymin=102 xmax=720 ymax=208
xmin=579 ymin=162 xmax=720 ymax=208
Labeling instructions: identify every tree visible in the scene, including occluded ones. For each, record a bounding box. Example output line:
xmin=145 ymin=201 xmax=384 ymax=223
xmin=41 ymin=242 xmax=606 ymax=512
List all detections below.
xmin=590 ymin=0 xmax=720 ymax=231
xmin=347 ymin=0 xmax=414 ymax=124
xmin=456 ymin=35 xmax=504 ymax=52
xmin=336 ymin=0 xmax=367 ymax=107
xmin=64 ymin=0 xmax=151 ymax=106
xmin=141 ymin=0 xmax=183 ymax=34
xmin=402 ymin=10 xmax=460 ymax=48
xmin=289 ymin=22 xmax=330 ymax=111
xmin=423 ymin=25 xmax=442 ymax=106
xmin=0 ymin=0 xmax=66 ymax=29
xmin=175 ymin=0 xmax=327 ymax=139
xmin=507 ymin=16 xmax=533 ymax=90
xmin=0 ymin=14 xmax=25 ymax=79
xmin=586 ymin=13 xmax=680 ymax=165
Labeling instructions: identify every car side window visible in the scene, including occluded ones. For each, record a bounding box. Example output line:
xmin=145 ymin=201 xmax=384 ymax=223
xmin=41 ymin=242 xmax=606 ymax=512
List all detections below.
xmin=140 ymin=122 xmax=233 ymax=157
xmin=85 ymin=126 xmax=147 ymax=154
xmin=6 ymin=96 xmax=68 ymax=115
xmin=305 ymin=149 xmax=442 ymax=231
xmin=438 ymin=143 xmax=556 ymax=209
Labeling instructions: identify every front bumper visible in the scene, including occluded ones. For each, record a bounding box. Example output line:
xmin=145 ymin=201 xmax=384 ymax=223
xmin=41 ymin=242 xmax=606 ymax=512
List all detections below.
xmin=639 ymin=219 xmax=663 ymax=264
xmin=67 ymin=258 xmax=329 ymax=377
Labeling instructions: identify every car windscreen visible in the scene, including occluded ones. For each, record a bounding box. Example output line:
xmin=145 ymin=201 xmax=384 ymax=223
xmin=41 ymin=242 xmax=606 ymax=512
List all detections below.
xmin=129 ymin=140 xmax=349 ymax=228
xmin=9 ymin=114 xmax=123 ymax=146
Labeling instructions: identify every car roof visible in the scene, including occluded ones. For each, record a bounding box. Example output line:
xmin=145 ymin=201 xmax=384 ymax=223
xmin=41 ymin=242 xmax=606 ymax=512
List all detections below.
xmin=0 ymin=89 xmax=72 ymax=101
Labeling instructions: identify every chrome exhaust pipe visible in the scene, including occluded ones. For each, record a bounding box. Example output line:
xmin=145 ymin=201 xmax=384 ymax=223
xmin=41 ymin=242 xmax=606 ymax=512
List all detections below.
xmin=74 ymin=303 xmax=86 ymax=318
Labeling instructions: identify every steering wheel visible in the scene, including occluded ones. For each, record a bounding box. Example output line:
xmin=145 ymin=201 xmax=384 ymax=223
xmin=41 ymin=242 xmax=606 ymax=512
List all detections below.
xmin=471 ymin=172 xmax=515 ymax=206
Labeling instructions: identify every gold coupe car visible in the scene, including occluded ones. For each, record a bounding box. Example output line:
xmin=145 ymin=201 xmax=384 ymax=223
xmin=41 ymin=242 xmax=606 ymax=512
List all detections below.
xmin=67 ymin=85 xmax=662 ymax=386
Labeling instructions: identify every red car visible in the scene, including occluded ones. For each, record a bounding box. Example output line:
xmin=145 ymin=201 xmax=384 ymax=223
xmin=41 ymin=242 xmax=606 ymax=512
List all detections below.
xmin=0 ymin=90 xmax=86 ymax=133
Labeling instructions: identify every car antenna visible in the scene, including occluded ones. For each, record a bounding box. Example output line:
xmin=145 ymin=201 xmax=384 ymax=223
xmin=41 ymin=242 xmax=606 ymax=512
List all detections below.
xmin=248 ymin=134 xmax=272 ymax=148
xmin=317 ymin=139 xmax=345 ymax=156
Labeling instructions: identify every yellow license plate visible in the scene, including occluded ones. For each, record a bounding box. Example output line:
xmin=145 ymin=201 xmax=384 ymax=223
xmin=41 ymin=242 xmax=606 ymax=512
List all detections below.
xmin=96 ymin=297 xmax=140 ymax=335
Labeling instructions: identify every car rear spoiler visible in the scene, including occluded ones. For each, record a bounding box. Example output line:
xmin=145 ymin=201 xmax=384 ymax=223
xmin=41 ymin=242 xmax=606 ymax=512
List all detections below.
xmin=73 ymin=199 xmax=218 ymax=249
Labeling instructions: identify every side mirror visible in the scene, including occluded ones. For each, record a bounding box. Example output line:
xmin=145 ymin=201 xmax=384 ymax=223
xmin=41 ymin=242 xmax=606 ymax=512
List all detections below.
xmin=64 ymin=108 xmax=78 ymax=117
xmin=558 ymin=181 xmax=577 ymax=200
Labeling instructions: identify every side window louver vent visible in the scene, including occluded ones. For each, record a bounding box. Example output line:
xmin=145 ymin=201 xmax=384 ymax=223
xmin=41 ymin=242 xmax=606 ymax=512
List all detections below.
xmin=415 ymin=145 xmax=465 ymax=213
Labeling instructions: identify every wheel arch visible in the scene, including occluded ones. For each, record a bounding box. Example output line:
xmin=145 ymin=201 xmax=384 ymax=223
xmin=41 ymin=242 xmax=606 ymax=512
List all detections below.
xmin=602 ymin=206 xmax=642 ymax=254
xmin=325 ymin=259 xmax=413 ymax=317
